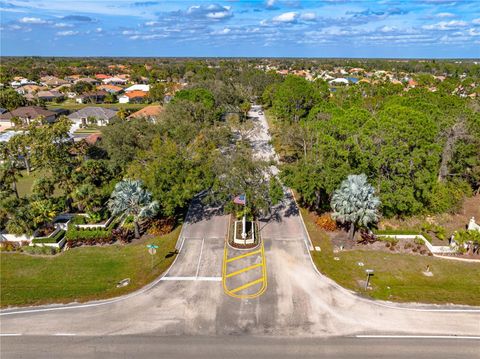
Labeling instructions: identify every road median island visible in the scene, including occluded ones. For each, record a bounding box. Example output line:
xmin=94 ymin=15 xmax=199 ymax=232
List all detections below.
xmin=299 ymin=208 xmax=480 ymax=306
xmin=0 ymin=227 xmax=181 ymax=308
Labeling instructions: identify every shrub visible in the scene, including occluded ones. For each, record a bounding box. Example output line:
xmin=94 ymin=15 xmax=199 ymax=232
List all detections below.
xmin=23 ymin=245 xmax=58 ymax=255
xmin=32 ymin=230 xmax=65 ymax=244
xmin=315 ymin=214 xmax=337 ymax=231
xmin=0 ymin=241 xmax=20 ymax=252
xmin=374 ymin=229 xmax=418 ymax=235
xmin=146 ymin=217 xmax=175 ymax=236
xmin=414 ymin=237 xmax=424 ymax=246
xmin=65 ymin=227 xmax=113 ymax=247
xmin=112 ymin=227 xmax=134 ymax=244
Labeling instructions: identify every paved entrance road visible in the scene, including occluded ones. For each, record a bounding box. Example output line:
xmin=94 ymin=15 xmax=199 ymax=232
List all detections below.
xmin=1 ymin=106 xmax=479 ymax=357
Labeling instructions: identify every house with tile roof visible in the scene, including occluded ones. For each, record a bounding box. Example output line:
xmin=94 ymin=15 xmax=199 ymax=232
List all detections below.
xmin=127 ymin=105 xmax=163 ymax=121
xmin=97 ymin=84 xmax=124 ymax=94
xmin=0 ymin=106 xmax=57 ymax=126
xmin=118 ymin=90 xmax=148 ymax=104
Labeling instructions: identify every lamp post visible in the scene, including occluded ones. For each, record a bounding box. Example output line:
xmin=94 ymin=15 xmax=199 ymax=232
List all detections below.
xmin=365 ymin=269 xmax=374 ymax=290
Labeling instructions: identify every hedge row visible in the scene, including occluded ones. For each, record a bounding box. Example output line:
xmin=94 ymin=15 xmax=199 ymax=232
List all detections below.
xmin=32 ymin=230 xmax=66 ymax=244
xmin=373 ymin=229 xmax=420 ymax=235
xmin=374 ymin=229 xmax=433 ymax=244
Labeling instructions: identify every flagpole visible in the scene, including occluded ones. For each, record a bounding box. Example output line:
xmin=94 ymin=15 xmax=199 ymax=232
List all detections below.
xmin=242 ymin=193 xmax=247 ymax=242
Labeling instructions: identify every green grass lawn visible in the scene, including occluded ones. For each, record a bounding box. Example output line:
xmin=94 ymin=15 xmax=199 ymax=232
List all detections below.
xmin=16 ymin=169 xmax=45 ymax=197
xmin=301 ymin=208 xmax=480 ymax=306
xmin=15 ymin=169 xmax=62 ymax=197
xmin=0 ymin=227 xmax=181 ymax=308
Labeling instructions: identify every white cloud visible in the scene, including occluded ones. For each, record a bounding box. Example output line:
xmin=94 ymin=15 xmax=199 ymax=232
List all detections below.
xmin=472 ymin=18 xmax=480 ymax=25
xmin=145 ymin=21 xmax=160 ymax=26
xmin=211 ymin=28 xmax=231 ymax=35
xmin=422 ymin=20 xmax=468 ymax=30
xmin=19 ymin=17 xmax=47 ymax=24
xmin=56 ymin=30 xmax=79 ymax=36
xmin=272 ymin=12 xmax=297 ymax=23
xmin=265 ymin=0 xmax=277 ymax=9
xmin=380 ymin=25 xmax=396 ymax=33
xmin=122 ymin=30 xmax=139 ymax=35
xmin=207 ymin=11 xmax=231 ymax=19
xmin=95 ymin=27 xmax=103 ymax=33
xmin=300 ymin=12 xmax=316 ymax=21
xmin=53 ymin=22 xmax=73 ymax=28
xmin=468 ymin=28 xmax=480 ymax=36
xmin=435 ymin=12 xmax=455 ymax=18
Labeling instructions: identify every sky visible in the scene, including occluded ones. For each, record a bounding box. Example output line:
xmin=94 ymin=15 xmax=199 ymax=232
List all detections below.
xmin=1 ymin=0 xmax=480 ymax=58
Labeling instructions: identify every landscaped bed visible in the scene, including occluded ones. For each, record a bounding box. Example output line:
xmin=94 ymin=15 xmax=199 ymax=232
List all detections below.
xmin=0 ymin=226 xmax=181 ymax=307
xmin=301 ymin=208 xmax=480 ymax=306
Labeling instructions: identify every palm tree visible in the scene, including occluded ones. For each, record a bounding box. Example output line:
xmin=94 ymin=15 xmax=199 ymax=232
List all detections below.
xmin=108 ymin=179 xmax=159 ymax=238
xmin=331 ymin=174 xmax=381 ymax=240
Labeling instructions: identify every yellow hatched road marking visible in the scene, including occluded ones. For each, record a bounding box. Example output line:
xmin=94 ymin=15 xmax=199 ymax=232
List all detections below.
xmin=226 ymin=249 xmax=262 ymax=263
xmin=222 ymin=239 xmax=268 ymax=299
xmin=226 ymin=263 xmax=263 ymax=278
xmin=229 ymin=278 xmax=264 ymax=294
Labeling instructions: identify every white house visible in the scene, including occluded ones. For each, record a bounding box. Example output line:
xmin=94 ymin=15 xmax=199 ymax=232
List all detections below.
xmin=328 ymin=78 xmax=349 ymax=86
xmin=124 ymin=84 xmax=150 ymax=92
xmin=102 ymin=77 xmax=128 ymax=85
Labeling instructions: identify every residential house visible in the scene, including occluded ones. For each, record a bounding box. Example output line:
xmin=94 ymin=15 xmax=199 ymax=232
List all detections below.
xmin=40 ymin=76 xmax=69 ymax=87
xmin=118 ymin=90 xmax=148 ymax=104
xmin=36 ymin=90 xmax=64 ymax=102
xmin=127 ymin=105 xmax=163 ymax=121
xmin=97 ymin=84 xmax=123 ymax=94
xmin=328 ymin=78 xmax=349 ymax=86
xmin=65 ymin=75 xmax=82 ymax=83
xmin=102 ymin=77 xmax=128 ymax=86
xmin=68 ymin=107 xmax=118 ymax=127
xmin=0 ymin=106 xmax=57 ymax=126
xmin=74 ymin=77 xmax=100 ymax=86
xmin=15 ymin=84 xmax=44 ymax=95
xmin=84 ymin=133 xmax=102 ymax=146
xmin=76 ymin=90 xmax=108 ymax=104
xmin=95 ymin=74 xmax=110 ymax=80
xmin=10 ymin=78 xmax=36 ymax=88
xmin=124 ymin=84 xmax=150 ymax=92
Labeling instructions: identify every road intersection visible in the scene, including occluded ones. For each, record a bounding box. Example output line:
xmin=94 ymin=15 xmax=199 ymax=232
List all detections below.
xmin=1 ymin=106 xmax=479 ymax=357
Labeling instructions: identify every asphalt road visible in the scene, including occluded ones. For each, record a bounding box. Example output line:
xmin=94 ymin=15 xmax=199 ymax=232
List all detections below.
xmin=1 ymin=105 xmax=479 ymax=357
xmin=1 ymin=336 xmax=479 ymax=359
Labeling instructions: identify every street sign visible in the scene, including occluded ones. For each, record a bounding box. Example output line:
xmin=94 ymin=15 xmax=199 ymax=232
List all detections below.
xmin=148 ymin=248 xmax=157 ymax=255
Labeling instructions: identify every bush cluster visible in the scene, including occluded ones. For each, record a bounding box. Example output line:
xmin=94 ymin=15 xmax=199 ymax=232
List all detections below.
xmin=315 ymin=214 xmax=337 ymax=231
xmin=32 ymin=230 xmax=65 ymax=244
xmin=65 ymin=226 xmax=113 ymax=247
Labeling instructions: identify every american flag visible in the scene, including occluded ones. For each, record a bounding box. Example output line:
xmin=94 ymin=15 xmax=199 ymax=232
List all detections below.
xmin=233 ymin=194 xmax=246 ymax=205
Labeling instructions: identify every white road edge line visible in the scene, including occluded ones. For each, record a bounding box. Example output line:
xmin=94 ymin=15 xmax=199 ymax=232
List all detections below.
xmin=161 ymin=276 xmax=222 ymax=281
xmin=195 ymin=238 xmax=205 ymax=278
xmin=356 ymin=335 xmax=480 ymax=340
xmin=0 ymin=334 xmax=22 ymax=336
